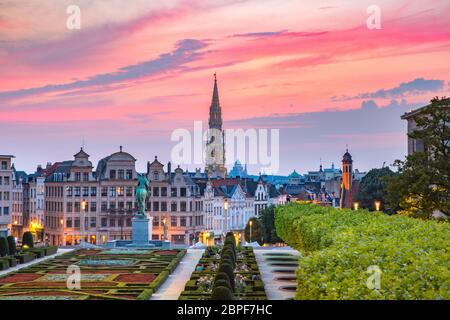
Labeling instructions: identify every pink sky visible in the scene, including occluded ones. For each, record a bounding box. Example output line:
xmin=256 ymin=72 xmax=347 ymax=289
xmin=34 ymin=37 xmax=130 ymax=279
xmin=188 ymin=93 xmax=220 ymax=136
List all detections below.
xmin=1 ymin=0 xmax=449 ymax=174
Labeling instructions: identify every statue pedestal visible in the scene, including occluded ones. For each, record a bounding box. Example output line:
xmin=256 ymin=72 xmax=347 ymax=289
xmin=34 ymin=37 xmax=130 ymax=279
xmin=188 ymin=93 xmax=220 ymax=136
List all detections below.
xmin=131 ymin=216 xmax=153 ymax=246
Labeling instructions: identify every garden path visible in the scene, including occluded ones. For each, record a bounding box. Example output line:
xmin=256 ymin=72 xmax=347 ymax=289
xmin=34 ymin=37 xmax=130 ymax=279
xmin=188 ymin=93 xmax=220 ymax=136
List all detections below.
xmin=254 ymin=248 xmax=300 ymax=300
xmin=150 ymin=248 xmax=205 ymax=300
xmin=0 ymin=248 xmax=74 ymax=277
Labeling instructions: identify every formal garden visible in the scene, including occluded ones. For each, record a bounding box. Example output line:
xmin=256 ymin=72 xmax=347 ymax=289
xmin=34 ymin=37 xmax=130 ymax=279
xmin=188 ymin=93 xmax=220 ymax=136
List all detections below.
xmin=0 ymin=231 xmax=58 ymax=271
xmin=275 ymin=203 xmax=450 ymax=300
xmin=0 ymin=247 xmax=186 ymax=300
xmin=179 ymin=232 xmax=266 ymax=300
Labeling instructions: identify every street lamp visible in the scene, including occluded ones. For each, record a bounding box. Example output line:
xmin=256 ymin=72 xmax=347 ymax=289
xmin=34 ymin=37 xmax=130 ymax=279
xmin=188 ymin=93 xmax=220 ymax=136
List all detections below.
xmin=162 ymin=217 xmax=168 ymax=241
xmin=374 ymin=200 xmax=381 ymax=211
xmin=249 ymin=220 xmax=253 ymax=243
xmin=353 ymin=202 xmax=359 ymax=211
xmin=81 ymin=199 xmax=87 ymax=247
xmin=223 ymin=199 xmax=228 ymax=237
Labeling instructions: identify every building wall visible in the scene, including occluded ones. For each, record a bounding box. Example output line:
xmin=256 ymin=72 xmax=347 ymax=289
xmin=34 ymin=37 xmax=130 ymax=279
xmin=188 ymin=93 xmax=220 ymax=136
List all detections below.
xmin=0 ymin=156 xmax=13 ymax=237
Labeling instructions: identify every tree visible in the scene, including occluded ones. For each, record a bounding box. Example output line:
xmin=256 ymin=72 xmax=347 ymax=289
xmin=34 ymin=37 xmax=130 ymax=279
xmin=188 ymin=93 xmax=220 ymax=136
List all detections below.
xmin=6 ymin=236 xmax=16 ymax=255
xmin=386 ymin=97 xmax=450 ymax=219
xmin=260 ymin=206 xmax=282 ymax=243
xmin=355 ymin=167 xmax=398 ymax=214
xmin=211 ymin=286 xmax=233 ymax=300
xmin=22 ymin=231 xmax=34 ymax=248
xmin=0 ymin=237 xmax=9 ymax=257
xmin=244 ymin=217 xmax=263 ymax=245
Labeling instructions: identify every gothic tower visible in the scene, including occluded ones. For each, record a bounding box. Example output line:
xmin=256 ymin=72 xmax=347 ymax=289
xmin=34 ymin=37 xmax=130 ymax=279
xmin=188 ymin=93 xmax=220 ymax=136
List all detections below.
xmin=340 ymin=147 xmax=353 ymax=208
xmin=205 ymin=74 xmax=226 ymax=178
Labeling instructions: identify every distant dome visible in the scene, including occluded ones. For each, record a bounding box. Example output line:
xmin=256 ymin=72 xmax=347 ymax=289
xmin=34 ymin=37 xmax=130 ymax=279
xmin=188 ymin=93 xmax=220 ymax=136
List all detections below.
xmin=289 ymin=170 xmax=300 ymax=178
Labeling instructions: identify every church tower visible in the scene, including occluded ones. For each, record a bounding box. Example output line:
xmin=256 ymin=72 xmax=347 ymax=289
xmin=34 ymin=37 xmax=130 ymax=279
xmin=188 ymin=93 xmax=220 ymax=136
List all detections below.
xmin=205 ymin=74 xmax=226 ymax=178
xmin=340 ymin=147 xmax=353 ymax=208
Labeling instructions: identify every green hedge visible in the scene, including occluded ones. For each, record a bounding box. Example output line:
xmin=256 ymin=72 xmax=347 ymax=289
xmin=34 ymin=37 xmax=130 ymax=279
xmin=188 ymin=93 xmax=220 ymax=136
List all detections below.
xmin=15 ymin=252 xmax=36 ymax=264
xmin=275 ymin=203 xmax=450 ymax=300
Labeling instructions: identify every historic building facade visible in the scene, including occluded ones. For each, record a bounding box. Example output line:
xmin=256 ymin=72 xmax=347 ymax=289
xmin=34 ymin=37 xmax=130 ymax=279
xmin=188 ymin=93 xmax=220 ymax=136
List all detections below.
xmin=0 ymin=155 xmax=14 ymax=237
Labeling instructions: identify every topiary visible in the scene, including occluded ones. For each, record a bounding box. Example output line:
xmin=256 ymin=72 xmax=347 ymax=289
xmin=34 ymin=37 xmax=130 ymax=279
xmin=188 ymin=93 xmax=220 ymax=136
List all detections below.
xmin=0 ymin=237 xmax=9 ymax=257
xmin=218 ymin=263 xmax=235 ymax=287
xmin=215 ymin=271 xmax=234 ymax=290
xmin=213 ymin=279 xmax=232 ymax=291
xmin=22 ymin=232 xmax=34 ymax=248
xmin=222 ymin=248 xmax=236 ymax=261
xmin=211 ymin=286 xmax=233 ymax=300
xmin=6 ymin=236 xmax=16 ymax=255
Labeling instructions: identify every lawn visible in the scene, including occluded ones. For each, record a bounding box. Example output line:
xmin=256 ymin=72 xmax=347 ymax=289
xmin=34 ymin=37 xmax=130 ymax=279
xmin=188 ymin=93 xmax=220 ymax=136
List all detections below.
xmin=0 ymin=248 xmax=186 ymax=300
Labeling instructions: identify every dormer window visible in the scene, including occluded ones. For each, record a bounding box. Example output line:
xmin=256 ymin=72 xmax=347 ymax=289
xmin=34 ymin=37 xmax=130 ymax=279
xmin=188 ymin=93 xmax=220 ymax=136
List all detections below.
xmin=153 ymin=171 xmax=159 ymax=180
xmin=75 ymin=172 xmax=81 ymax=181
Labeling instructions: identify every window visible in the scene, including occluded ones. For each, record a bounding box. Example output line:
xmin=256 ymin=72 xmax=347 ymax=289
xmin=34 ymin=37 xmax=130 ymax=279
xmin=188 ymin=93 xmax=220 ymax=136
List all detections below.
xmin=101 ymin=202 xmax=107 ymax=212
xmin=153 ymin=171 xmax=159 ymax=180
xmin=180 ymin=188 xmax=186 ymax=197
xmin=153 ymin=202 xmax=159 ymax=211
xmin=101 ymin=187 xmax=107 ymax=197
xmin=125 ymin=186 xmax=133 ymax=197
xmin=67 ymin=187 xmax=73 ymax=197
xmin=74 ymin=187 xmax=81 ymax=197
xmin=161 ymin=201 xmax=167 ymax=211
xmin=118 ymin=169 xmax=124 ymax=180
xmin=180 ymin=201 xmax=187 ymax=212
xmin=118 ymin=218 xmax=123 ymax=227
xmin=74 ymin=218 xmax=80 ymax=228
xmin=90 ymin=202 xmax=97 ymax=212
xmin=110 ymin=170 xmax=116 ymax=179
xmin=3 ymin=192 xmax=8 ymax=201
xmin=180 ymin=216 xmax=186 ymax=227
xmin=66 ymin=218 xmax=72 ymax=228
xmin=75 ymin=172 xmax=81 ymax=181
xmin=67 ymin=202 xmax=73 ymax=213
xmin=109 ymin=218 xmax=115 ymax=227
xmin=3 ymin=207 xmax=9 ymax=215
xmin=171 ymin=188 xmax=177 ymax=197
xmin=83 ymin=172 xmax=89 ymax=181
xmin=171 ymin=216 xmax=177 ymax=227
xmin=153 ymin=187 xmax=159 ymax=197
xmin=118 ymin=202 xmax=125 ymax=210
xmin=117 ymin=186 xmax=124 ymax=196
xmin=161 ymin=187 xmax=167 ymax=197
xmin=109 ymin=186 xmax=116 ymax=197
xmin=153 ymin=216 xmax=159 ymax=227
xmin=109 ymin=202 xmax=116 ymax=210
xmin=101 ymin=218 xmax=107 ymax=227
xmin=4 ymin=177 xmax=9 ymax=185
xmin=171 ymin=201 xmax=177 ymax=212
xmin=74 ymin=202 xmax=80 ymax=213
xmin=90 ymin=217 xmax=96 ymax=228
xmin=0 ymin=177 xmax=2 ymax=185
xmin=126 ymin=218 xmax=131 ymax=227
xmin=126 ymin=169 xmax=133 ymax=180
xmin=1 ymin=161 xmax=7 ymax=170
xmin=82 ymin=187 xmax=89 ymax=197
xmin=90 ymin=187 xmax=97 ymax=197
xmin=126 ymin=201 xmax=133 ymax=210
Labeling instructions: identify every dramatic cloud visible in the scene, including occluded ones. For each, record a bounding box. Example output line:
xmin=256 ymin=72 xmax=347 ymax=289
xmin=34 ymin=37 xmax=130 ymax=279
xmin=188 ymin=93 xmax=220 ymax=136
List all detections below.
xmin=0 ymin=39 xmax=208 ymax=101
xmin=332 ymin=78 xmax=446 ymax=101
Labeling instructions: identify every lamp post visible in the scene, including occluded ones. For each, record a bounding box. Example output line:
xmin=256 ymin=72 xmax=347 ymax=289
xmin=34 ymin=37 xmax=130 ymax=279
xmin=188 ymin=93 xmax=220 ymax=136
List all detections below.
xmin=353 ymin=202 xmax=359 ymax=211
xmin=223 ymin=199 xmax=229 ymax=241
xmin=374 ymin=200 xmax=381 ymax=211
xmin=249 ymin=220 xmax=253 ymax=243
xmin=81 ymin=199 xmax=87 ymax=247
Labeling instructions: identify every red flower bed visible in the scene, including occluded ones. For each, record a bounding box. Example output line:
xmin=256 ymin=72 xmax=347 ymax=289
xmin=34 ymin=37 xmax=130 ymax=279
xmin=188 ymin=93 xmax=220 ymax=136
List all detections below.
xmin=115 ymin=273 xmax=156 ymax=283
xmin=21 ymin=291 xmax=79 ymax=296
xmin=0 ymin=274 xmax=42 ymax=283
xmin=153 ymin=250 xmax=178 ymax=255
xmin=13 ymin=281 xmax=116 ymax=288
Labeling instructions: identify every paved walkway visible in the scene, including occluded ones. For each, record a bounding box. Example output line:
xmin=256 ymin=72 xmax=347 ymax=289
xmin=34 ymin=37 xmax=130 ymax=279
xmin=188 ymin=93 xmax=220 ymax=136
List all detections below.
xmin=254 ymin=248 xmax=300 ymax=300
xmin=150 ymin=248 xmax=204 ymax=300
xmin=0 ymin=248 xmax=73 ymax=277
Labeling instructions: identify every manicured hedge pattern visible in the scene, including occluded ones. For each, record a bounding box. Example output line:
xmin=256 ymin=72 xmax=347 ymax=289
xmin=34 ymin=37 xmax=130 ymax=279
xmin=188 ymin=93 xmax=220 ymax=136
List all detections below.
xmin=0 ymin=249 xmax=186 ymax=300
xmin=179 ymin=246 xmax=266 ymax=300
xmin=275 ymin=203 xmax=450 ymax=300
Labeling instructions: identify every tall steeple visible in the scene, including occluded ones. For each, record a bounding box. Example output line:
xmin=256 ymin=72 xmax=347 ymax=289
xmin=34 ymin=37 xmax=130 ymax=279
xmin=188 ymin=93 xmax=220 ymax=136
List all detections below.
xmin=209 ymin=73 xmax=223 ymax=130
xmin=205 ymin=73 xmax=226 ymax=178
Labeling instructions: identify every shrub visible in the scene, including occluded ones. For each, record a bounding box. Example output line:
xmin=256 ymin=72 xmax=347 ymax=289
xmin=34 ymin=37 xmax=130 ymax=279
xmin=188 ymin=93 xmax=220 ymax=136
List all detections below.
xmin=221 ymin=255 xmax=235 ymax=268
xmin=22 ymin=232 xmax=34 ymax=248
xmin=0 ymin=237 xmax=9 ymax=257
xmin=275 ymin=203 xmax=450 ymax=300
xmin=213 ymin=279 xmax=232 ymax=291
xmin=211 ymin=286 xmax=233 ymax=300
xmin=7 ymin=236 xmax=16 ymax=255
xmin=222 ymin=247 xmax=236 ymax=260
xmin=218 ymin=263 xmax=234 ymax=284
xmin=215 ymin=271 xmax=234 ymax=290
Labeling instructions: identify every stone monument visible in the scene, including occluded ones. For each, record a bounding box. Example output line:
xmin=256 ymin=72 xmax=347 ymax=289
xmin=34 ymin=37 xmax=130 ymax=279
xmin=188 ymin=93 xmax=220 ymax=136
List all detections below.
xmin=131 ymin=174 xmax=152 ymax=246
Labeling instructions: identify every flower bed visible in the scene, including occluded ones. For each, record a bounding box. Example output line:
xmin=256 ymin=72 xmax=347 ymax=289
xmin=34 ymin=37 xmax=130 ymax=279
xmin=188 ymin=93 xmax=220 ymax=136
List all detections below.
xmin=0 ymin=248 xmax=186 ymax=300
xmin=275 ymin=203 xmax=450 ymax=300
xmin=179 ymin=246 xmax=266 ymax=300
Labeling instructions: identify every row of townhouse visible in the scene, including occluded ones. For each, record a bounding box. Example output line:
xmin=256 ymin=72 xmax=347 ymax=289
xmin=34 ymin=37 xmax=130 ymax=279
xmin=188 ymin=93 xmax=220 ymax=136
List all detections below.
xmin=0 ymin=148 xmax=286 ymax=246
